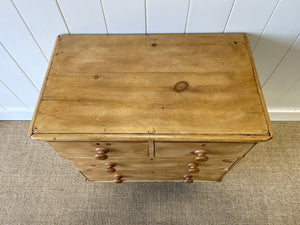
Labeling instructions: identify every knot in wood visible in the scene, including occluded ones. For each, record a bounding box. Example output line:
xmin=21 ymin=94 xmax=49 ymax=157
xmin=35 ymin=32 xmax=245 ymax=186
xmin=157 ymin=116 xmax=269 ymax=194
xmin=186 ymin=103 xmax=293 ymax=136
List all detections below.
xmin=173 ymin=81 xmax=189 ymax=93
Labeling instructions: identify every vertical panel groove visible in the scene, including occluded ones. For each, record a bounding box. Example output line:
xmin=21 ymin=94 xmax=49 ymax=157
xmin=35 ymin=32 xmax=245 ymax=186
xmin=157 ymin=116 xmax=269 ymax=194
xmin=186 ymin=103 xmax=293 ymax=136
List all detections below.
xmin=184 ymin=0 xmax=192 ymax=33
xmin=0 ymin=42 xmax=39 ymax=92
xmin=223 ymin=0 xmax=236 ymax=33
xmin=10 ymin=0 xmax=49 ymax=62
xmin=144 ymin=0 xmax=148 ymax=34
xmin=251 ymin=0 xmax=281 ymax=51
xmin=55 ymin=0 xmax=71 ymax=34
xmin=0 ymin=80 xmax=29 ymax=109
xmin=277 ymin=76 xmax=300 ymax=106
xmin=0 ymin=104 xmax=6 ymax=110
xmin=262 ymin=33 xmax=300 ymax=88
xmin=99 ymin=0 xmax=109 ymax=34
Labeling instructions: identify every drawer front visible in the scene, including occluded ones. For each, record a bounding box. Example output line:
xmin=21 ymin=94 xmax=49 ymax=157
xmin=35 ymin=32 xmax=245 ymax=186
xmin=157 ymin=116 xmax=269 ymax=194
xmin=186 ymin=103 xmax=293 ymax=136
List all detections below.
xmin=81 ymin=168 xmax=225 ymax=182
xmin=155 ymin=142 xmax=253 ymax=159
xmin=154 ymin=142 xmax=254 ymax=182
xmin=48 ymin=141 xmax=254 ymax=182
xmin=69 ymin=157 xmax=234 ymax=172
xmin=71 ymin=157 xmax=234 ymax=182
xmin=48 ymin=141 xmax=148 ymax=158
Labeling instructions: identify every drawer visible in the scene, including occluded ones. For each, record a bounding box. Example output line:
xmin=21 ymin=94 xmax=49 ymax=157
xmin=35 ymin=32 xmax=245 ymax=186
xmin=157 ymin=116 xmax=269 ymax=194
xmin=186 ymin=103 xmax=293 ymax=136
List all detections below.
xmin=68 ymin=157 xmax=236 ymax=172
xmin=72 ymin=158 xmax=231 ymax=182
xmin=48 ymin=141 xmax=148 ymax=158
xmin=50 ymin=141 xmax=254 ymax=183
xmin=155 ymin=142 xmax=254 ymax=159
xmin=81 ymin=168 xmax=225 ymax=182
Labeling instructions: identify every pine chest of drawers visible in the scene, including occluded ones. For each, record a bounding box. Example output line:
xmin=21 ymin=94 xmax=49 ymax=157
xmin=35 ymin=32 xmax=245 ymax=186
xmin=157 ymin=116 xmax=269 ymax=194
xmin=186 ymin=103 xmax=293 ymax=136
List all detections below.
xmin=29 ymin=34 xmax=273 ymax=183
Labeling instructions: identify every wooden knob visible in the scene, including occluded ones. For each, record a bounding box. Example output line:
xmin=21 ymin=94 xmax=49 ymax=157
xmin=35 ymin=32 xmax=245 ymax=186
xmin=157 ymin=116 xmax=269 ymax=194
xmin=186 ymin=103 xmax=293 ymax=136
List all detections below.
xmin=114 ymin=175 xmax=123 ymax=184
xmin=105 ymin=162 xmax=116 ymax=168
xmin=188 ymin=162 xmax=199 ymax=168
xmin=96 ymin=148 xmax=108 ymax=153
xmin=188 ymin=168 xmax=199 ymax=173
xmin=105 ymin=167 xmax=116 ymax=173
xmin=195 ymin=155 xmax=209 ymax=162
xmin=94 ymin=153 xmax=108 ymax=160
xmin=96 ymin=149 xmax=107 ymax=154
xmin=194 ymin=150 xmax=208 ymax=155
xmin=184 ymin=175 xmax=193 ymax=183
xmin=104 ymin=162 xmax=116 ymax=173
xmin=184 ymin=179 xmax=193 ymax=183
xmin=184 ymin=175 xmax=192 ymax=179
xmin=95 ymin=148 xmax=108 ymax=160
xmin=114 ymin=179 xmax=123 ymax=184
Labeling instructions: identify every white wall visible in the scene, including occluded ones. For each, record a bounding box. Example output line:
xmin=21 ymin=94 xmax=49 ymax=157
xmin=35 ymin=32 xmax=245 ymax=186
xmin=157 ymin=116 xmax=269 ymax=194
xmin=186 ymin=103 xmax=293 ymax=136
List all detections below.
xmin=0 ymin=0 xmax=299 ymax=120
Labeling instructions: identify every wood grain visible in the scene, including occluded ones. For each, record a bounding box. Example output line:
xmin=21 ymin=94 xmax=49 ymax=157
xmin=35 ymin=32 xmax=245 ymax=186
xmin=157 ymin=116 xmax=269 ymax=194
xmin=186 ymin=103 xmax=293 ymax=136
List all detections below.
xmin=49 ymin=141 xmax=254 ymax=182
xmin=81 ymin=167 xmax=225 ymax=182
xmin=31 ymin=133 xmax=271 ymax=142
xmin=155 ymin=142 xmax=253 ymax=158
xmin=29 ymin=34 xmax=273 ymax=182
xmin=29 ymin=34 xmax=272 ymax=141
xmin=48 ymin=141 xmax=148 ymax=158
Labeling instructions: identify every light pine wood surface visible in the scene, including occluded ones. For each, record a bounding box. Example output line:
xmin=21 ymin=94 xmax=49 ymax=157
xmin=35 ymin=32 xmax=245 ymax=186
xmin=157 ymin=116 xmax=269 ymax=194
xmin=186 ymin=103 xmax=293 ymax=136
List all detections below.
xmin=29 ymin=34 xmax=272 ymax=141
xmin=29 ymin=34 xmax=272 ymax=182
xmin=48 ymin=141 xmax=254 ymax=182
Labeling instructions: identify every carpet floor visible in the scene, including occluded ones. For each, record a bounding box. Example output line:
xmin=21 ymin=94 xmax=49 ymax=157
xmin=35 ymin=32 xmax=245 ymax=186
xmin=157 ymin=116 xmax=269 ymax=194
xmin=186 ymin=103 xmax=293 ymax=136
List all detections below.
xmin=0 ymin=121 xmax=299 ymax=225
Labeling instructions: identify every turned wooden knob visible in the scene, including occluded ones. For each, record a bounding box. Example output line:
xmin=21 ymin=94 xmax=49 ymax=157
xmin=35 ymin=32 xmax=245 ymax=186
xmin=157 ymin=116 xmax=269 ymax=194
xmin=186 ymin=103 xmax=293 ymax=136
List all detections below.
xmin=104 ymin=162 xmax=116 ymax=173
xmin=185 ymin=179 xmax=193 ymax=183
xmin=96 ymin=148 xmax=108 ymax=154
xmin=187 ymin=162 xmax=199 ymax=173
xmin=114 ymin=175 xmax=123 ymax=184
xmin=194 ymin=150 xmax=208 ymax=155
xmin=195 ymin=155 xmax=208 ymax=162
xmin=194 ymin=149 xmax=209 ymax=162
xmin=105 ymin=168 xmax=115 ymax=173
xmin=188 ymin=162 xmax=199 ymax=168
xmin=95 ymin=148 xmax=108 ymax=160
xmin=184 ymin=175 xmax=193 ymax=183
xmin=94 ymin=153 xmax=108 ymax=160
xmin=105 ymin=162 xmax=116 ymax=167
xmin=188 ymin=168 xmax=199 ymax=173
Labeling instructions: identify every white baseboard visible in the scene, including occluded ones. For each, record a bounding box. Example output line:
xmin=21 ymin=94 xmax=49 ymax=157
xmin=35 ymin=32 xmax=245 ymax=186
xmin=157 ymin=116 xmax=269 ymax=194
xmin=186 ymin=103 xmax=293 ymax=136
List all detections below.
xmin=1 ymin=108 xmax=300 ymax=121
xmin=268 ymin=108 xmax=300 ymax=121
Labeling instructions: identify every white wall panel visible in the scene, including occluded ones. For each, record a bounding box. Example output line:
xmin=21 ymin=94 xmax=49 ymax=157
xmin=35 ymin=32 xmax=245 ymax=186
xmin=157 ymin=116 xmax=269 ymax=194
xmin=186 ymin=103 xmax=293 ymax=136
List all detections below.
xmin=0 ymin=0 xmax=48 ymax=89
xmin=0 ymin=43 xmax=39 ymax=109
xmin=263 ymin=35 xmax=300 ymax=107
xmin=186 ymin=0 xmax=234 ymax=33
xmin=147 ymin=0 xmax=189 ymax=33
xmin=0 ymin=81 xmax=27 ymax=110
xmin=225 ymin=0 xmax=279 ymax=49
xmin=0 ymin=110 xmax=33 ymax=120
xmin=57 ymin=0 xmax=107 ymax=34
xmin=277 ymin=79 xmax=300 ymax=108
xmin=13 ymin=0 xmax=69 ymax=59
xmin=271 ymin=36 xmax=300 ymax=108
xmin=253 ymin=0 xmax=300 ymax=85
xmin=101 ymin=0 xmax=145 ymax=34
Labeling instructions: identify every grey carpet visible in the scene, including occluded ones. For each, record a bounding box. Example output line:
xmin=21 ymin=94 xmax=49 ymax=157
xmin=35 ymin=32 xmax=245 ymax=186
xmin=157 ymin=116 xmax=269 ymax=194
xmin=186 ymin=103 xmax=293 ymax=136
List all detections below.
xmin=0 ymin=121 xmax=299 ymax=225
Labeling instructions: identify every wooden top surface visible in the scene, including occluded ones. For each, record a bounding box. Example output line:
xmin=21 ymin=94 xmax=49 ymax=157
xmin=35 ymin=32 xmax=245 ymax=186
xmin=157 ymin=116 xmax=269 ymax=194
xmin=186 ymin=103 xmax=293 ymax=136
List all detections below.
xmin=29 ymin=34 xmax=273 ymax=141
